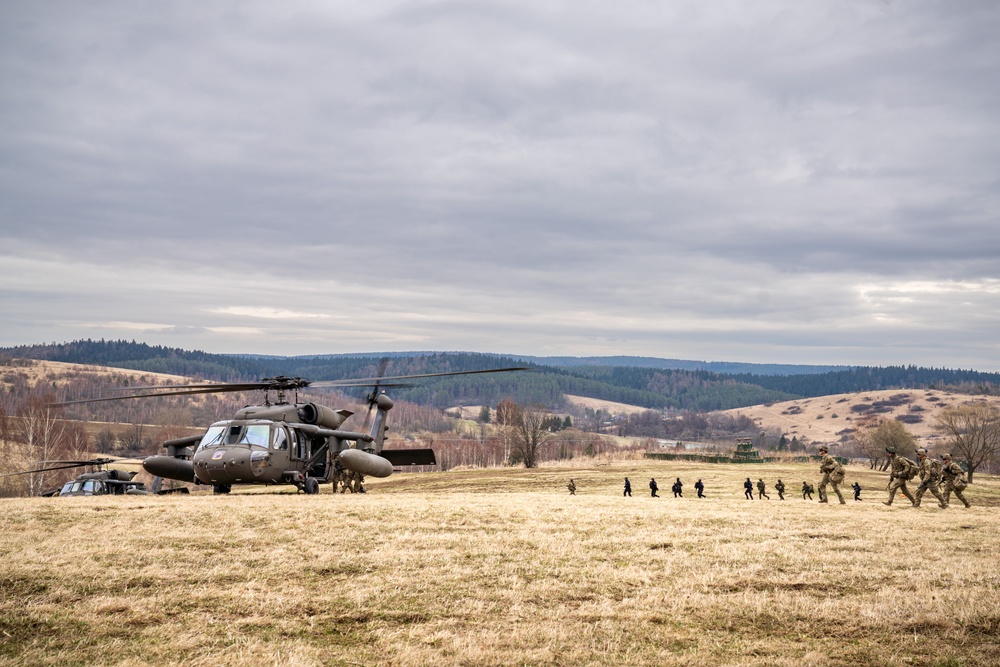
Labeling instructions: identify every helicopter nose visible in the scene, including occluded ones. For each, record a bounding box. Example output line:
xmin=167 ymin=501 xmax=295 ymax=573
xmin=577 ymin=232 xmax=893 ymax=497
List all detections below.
xmin=195 ymin=448 xmax=254 ymax=483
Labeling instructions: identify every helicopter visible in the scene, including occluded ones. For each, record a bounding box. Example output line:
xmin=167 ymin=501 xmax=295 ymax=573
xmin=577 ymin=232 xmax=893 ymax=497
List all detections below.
xmin=1 ymin=457 xmax=185 ymax=497
xmin=53 ymin=366 xmax=528 ymax=495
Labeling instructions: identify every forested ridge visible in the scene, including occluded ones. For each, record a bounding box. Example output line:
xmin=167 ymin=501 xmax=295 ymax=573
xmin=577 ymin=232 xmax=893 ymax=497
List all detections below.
xmin=3 ymin=340 xmax=998 ymax=412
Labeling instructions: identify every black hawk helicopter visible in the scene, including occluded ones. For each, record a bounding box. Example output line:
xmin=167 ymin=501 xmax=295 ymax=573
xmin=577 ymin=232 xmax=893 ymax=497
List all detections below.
xmin=54 ymin=366 xmax=527 ymax=495
xmin=0 ymin=457 xmax=184 ymax=496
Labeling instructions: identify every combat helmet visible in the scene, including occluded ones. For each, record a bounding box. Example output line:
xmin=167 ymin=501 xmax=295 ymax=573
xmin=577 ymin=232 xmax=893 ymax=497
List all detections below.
xmin=818 ymin=444 xmax=829 ymax=452
xmin=942 ymin=453 xmax=952 ymax=460
xmin=885 ymin=446 xmax=897 ymax=454
xmin=916 ymin=447 xmax=928 ymax=456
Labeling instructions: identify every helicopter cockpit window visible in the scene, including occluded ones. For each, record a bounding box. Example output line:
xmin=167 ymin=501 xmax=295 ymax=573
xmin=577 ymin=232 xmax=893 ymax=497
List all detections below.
xmin=240 ymin=425 xmax=270 ymax=448
xmin=272 ymin=427 xmax=288 ymax=450
xmin=82 ymin=480 xmax=99 ymax=494
xmin=197 ymin=426 xmax=226 ymax=451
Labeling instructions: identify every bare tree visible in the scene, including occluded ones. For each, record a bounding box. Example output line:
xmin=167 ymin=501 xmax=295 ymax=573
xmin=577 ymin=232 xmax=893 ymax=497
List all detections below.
xmin=12 ymin=393 xmax=67 ymax=495
xmin=852 ymin=417 xmax=916 ymax=470
xmin=511 ymin=406 xmax=552 ymax=469
xmin=934 ymin=402 xmax=1000 ymax=483
xmin=494 ymin=399 xmax=522 ymax=466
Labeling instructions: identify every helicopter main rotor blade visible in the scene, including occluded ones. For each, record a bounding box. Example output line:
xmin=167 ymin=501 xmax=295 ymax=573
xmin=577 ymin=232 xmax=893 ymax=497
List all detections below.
xmin=309 ymin=366 xmax=531 ymax=388
xmin=53 ymin=383 xmax=273 ymax=406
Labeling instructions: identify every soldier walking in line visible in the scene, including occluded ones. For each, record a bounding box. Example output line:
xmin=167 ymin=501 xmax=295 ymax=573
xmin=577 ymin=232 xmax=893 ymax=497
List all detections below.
xmin=623 ymin=477 xmax=632 ymax=497
xmin=649 ymin=477 xmax=659 ymax=497
xmin=883 ymin=446 xmax=917 ymax=506
xmin=913 ymin=448 xmax=948 ymax=509
xmin=801 ymin=481 xmax=812 ymax=500
xmin=756 ymin=478 xmax=770 ymax=500
xmin=744 ymin=477 xmax=754 ymax=500
xmin=567 ymin=479 xmax=576 ymax=495
xmin=672 ymin=478 xmax=683 ymax=497
xmin=775 ymin=479 xmax=786 ymax=500
xmin=852 ymin=481 xmax=862 ymax=501
xmin=817 ymin=445 xmax=846 ymax=504
xmin=940 ymin=453 xmax=971 ymax=508
xmin=695 ymin=478 xmax=705 ymax=498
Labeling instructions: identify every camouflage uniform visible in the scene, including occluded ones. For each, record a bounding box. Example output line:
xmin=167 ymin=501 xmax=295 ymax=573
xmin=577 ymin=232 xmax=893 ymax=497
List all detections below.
xmin=567 ymin=479 xmax=577 ymax=495
xmin=775 ymin=479 xmax=785 ymax=500
xmin=913 ymin=451 xmax=947 ymax=509
xmin=817 ymin=448 xmax=846 ymax=504
xmin=940 ymin=456 xmax=971 ymax=508
xmin=801 ymin=481 xmax=813 ymax=500
xmin=756 ymin=478 xmax=769 ymax=500
xmin=884 ymin=452 xmax=917 ymax=506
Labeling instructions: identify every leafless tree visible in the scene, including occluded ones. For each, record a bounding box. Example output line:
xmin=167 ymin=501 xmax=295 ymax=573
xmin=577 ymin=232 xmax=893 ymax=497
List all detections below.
xmin=852 ymin=417 xmax=916 ymax=470
xmin=511 ymin=406 xmax=552 ymax=469
xmin=494 ymin=399 xmax=522 ymax=465
xmin=934 ymin=402 xmax=1000 ymax=483
xmin=12 ymin=393 xmax=67 ymax=495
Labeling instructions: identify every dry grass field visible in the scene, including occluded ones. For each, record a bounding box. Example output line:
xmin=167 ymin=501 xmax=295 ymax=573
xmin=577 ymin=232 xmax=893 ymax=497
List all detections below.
xmin=2 ymin=460 xmax=999 ymax=667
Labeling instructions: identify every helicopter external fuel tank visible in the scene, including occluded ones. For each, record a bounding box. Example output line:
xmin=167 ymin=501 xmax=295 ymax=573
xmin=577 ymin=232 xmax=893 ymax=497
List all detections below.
xmin=143 ymin=455 xmax=197 ymax=483
xmin=338 ymin=449 xmax=394 ymax=478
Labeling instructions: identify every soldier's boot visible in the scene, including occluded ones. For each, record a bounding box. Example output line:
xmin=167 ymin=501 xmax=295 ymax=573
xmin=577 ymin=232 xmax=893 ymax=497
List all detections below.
xmin=835 ymin=489 xmax=846 ymax=505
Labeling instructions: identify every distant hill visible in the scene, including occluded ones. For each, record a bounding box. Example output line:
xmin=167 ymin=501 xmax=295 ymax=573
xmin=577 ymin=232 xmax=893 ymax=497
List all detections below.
xmin=3 ymin=340 xmax=999 ymax=413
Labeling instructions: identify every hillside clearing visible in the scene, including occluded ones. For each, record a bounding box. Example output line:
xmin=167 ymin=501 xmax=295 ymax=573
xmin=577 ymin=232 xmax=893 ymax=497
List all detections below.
xmin=2 ymin=461 xmax=998 ymax=667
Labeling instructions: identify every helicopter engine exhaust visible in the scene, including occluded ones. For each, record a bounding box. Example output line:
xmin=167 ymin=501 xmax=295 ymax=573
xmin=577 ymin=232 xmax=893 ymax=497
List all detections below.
xmin=338 ymin=449 xmax=393 ymax=478
xmin=143 ymin=456 xmax=197 ymax=483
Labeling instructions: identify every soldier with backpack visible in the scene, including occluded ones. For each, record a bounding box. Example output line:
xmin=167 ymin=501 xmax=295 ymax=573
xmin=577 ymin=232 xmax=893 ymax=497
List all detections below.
xmin=913 ymin=448 xmax=948 ymax=509
xmin=817 ymin=444 xmax=846 ymax=504
xmin=884 ymin=446 xmax=918 ymax=506
xmin=940 ymin=453 xmax=971 ymax=508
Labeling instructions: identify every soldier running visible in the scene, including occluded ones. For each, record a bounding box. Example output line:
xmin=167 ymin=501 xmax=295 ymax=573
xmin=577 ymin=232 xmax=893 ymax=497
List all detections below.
xmin=802 ymin=481 xmax=813 ymax=500
xmin=756 ymin=478 xmax=769 ymax=500
xmin=883 ymin=446 xmax=917 ymax=506
xmin=672 ymin=478 xmax=683 ymax=497
xmin=913 ymin=447 xmax=948 ymax=509
xmin=623 ymin=477 xmax=632 ymax=497
xmin=567 ymin=479 xmax=577 ymax=495
xmin=649 ymin=478 xmax=659 ymax=498
xmin=852 ymin=481 xmax=862 ymax=501
xmin=817 ymin=444 xmax=846 ymax=504
xmin=775 ymin=479 xmax=785 ymax=500
xmin=695 ymin=478 xmax=705 ymax=498
xmin=940 ymin=453 xmax=971 ymax=508
xmin=744 ymin=477 xmax=754 ymax=500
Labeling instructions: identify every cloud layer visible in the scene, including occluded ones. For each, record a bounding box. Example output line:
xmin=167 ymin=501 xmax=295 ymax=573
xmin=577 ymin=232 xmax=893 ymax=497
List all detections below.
xmin=2 ymin=1 xmax=999 ymax=369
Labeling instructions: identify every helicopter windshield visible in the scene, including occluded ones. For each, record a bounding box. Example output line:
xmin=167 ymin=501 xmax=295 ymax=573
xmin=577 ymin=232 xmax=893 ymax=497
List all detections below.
xmin=240 ymin=425 xmax=270 ymax=448
xmin=197 ymin=426 xmax=226 ymax=450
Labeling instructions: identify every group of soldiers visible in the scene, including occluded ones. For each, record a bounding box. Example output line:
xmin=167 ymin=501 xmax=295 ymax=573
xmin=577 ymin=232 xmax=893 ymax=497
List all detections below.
xmin=568 ymin=444 xmax=971 ymax=509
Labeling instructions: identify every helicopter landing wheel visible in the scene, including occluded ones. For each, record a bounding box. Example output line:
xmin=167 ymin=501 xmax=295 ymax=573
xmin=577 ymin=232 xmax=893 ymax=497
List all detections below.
xmin=213 ymin=484 xmax=231 ymax=495
xmin=304 ymin=477 xmax=319 ymax=495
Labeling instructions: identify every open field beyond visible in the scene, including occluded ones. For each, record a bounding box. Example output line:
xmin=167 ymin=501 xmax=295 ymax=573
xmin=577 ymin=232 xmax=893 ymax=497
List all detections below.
xmin=2 ymin=461 xmax=999 ymax=667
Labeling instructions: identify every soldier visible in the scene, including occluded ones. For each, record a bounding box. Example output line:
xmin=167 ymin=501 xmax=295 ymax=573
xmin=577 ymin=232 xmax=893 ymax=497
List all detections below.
xmin=623 ymin=477 xmax=632 ymax=497
xmin=649 ymin=478 xmax=659 ymax=498
xmin=567 ymin=479 xmax=577 ymax=496
xmin=744 ymin=477 xmax=754 ymax=500
xmin=801 ymin=481 xmax=813 ymax=500
xmin=775 ymin=479 xmax=785 ymax=500
xmin=817 ymin=444 xmax=846 ymax=504
xmin=756 ymin=478 xmax=769 ymax=500
xmin=913 ymin=447 xmax=947 ymax=509
xmin=672 ymin=478 xmax=683 ymax=497
xmin=940 ymin=453 xmax=971 ymax=508
xmin=883 ymin=446 xmax=917 ymax=506
xmin=695 ymin=478 xmax=705 ymax=498
xmin=852 ymin=481 xmax=862 ymax=501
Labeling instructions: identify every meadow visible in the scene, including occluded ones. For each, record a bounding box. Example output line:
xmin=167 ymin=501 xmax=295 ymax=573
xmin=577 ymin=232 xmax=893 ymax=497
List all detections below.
xmin=2 ymin=461 xmax=999 ymax=667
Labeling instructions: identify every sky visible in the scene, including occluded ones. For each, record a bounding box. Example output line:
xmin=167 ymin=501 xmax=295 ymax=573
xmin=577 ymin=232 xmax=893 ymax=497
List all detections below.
xmin=1 ymin=1 xmax=999 ymax=370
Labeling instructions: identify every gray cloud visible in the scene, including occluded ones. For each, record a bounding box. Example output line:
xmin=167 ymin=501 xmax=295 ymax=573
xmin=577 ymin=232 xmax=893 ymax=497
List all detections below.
xmin=1 ymin=0 xmax=999 ymax=369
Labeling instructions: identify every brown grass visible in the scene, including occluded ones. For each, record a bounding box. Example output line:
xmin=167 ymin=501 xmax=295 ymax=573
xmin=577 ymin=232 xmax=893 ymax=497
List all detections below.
xmin=2 ymin=461 xmax=999 ymax=666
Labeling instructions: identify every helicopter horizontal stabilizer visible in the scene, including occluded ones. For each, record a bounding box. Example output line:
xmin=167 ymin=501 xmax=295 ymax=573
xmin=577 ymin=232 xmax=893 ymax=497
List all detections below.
xmin=380 ymin=448 xmax=436 ymax=467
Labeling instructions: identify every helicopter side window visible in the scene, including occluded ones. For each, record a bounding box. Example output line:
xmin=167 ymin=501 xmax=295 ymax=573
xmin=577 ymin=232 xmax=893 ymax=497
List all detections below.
xmin=82 ymin=480 xmax=99 ymax=495
xmin=197 ymin=426 xmax=226 ymax=451
xmin=240 ymin=425 xmax=270 ymax=447
xmin=272 ymin=427 xmax=288 ymax=451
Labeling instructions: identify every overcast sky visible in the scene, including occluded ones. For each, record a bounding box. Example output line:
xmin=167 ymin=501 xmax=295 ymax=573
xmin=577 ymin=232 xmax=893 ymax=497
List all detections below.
xmin=1 ymin=1 xmax=998 ymax=370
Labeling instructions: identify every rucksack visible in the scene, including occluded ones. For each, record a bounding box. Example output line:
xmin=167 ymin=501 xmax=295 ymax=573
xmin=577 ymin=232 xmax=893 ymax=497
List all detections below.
xmin=899 ymin=457 xmax=918 ymax=481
